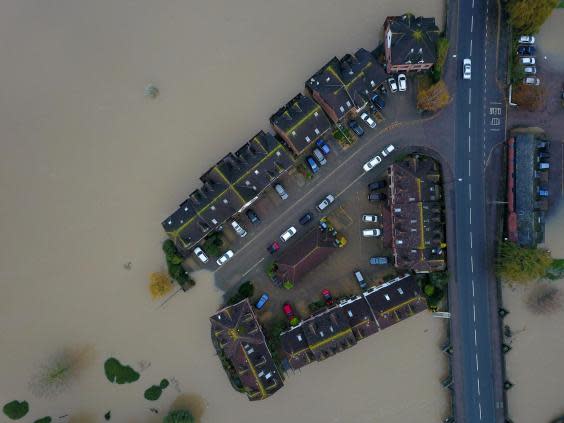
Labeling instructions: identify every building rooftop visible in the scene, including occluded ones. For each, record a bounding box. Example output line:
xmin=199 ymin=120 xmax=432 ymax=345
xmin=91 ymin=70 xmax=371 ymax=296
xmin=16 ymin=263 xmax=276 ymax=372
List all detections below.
xmin=384 ymin=14 xmax=439 ymax=67
xmin=338 ymin=295 xmax=379 ymax=339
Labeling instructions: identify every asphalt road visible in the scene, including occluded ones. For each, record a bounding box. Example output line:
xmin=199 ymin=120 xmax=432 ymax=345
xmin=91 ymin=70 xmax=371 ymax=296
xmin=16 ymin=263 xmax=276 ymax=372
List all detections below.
xmin=453 ymin=0 xmax=505 ymax=420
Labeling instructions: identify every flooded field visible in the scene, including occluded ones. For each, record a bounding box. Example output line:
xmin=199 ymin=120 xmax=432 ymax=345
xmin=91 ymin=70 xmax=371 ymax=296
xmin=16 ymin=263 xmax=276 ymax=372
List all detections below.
xmin=0 ymin=0 xmax=445 ymax=421
xmin=537 ymin=8 xmax=564 ymax=71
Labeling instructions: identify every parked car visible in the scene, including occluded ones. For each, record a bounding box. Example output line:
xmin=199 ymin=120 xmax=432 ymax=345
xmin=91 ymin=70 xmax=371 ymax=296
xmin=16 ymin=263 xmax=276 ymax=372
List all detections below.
xmin=245 ymin=209 xmax=260 ymax=225
xmin=363 ymin=155 xmax=382 ymax=172
xmin=306 ymin=156 xmax=319 ymax=174
xmin=518 ymin=35 xmax=535 ymax=44
xmin=299 ymin=212 xmax=313 ymax=225
xmin=316 ymin=194 xmax=335 ymax=212
xmin=369 ymin=256 xmax=389 ymax=265
xmin=267 ymin=241 xmax=280 ymax=254
xmin=362 ymin=228 xmax=382 ymax=237
xmin=280 ymin=226 xmax=297 ymax=242
xmin=255 ymin=293 xmax=270 ymax=310
xmin=523 ymin=66 xmax=537 ymax=74
xmin=537 ymin=187 xmax=549 ymax=197
xmin=537 ymin=140 xmax=550 ymax=150
xmin=362 ymin=214 xmax=379 ymax=223
xmin=231 ymin=220 xmax=248 ymax=237
xmin=523 ymin=76 xmax=540 ymax=85
xmin=388 ymin=76 xmax=398 ymax=93
xmin=381 ymin=144 xmax=395 ymax=157
xmin=193 ymin=246 xmax=209 ymax=263
xmin=354 ymin=270 xmax=367 ymax=290
xmin=274 ymin=183 xmax=288 ymax=200
xmin=348 ymin=119 xmax=365 ymax=137
xmin=216 ymin=250 xmax=234 ymax=266
xmin=538 ymin=151 xmax=551 ymax=159
xmin=322 ymin=289 xmax=334 ymax=306
xmin=360 ymin=112 xmax=377 ymax=128
xmin=368 ymin=180 xmax=386 ymax=190
xmin=538 ymin=162 xmax=550 ymax=170
xmin=370 ymin=93 xmax=386 ymax=110
xmin=463 ymin=58 xmax=471 ymax=80
xmin=397 ymin=73 xmax=407 ymax=91
xmin=520 ymin=57 xmax=536 ymax=65
xmin=313 ymin=148 xmax=327 ymax=165
xmin=517 ymin=45 xmax=536 ymax=56
xmin=368 ymin=191 xmax=387 ymax=201
xmin=283 ymin=302 xmax=299 ymax=326
xmin=316 ymin=139 xmax=331 ymax=155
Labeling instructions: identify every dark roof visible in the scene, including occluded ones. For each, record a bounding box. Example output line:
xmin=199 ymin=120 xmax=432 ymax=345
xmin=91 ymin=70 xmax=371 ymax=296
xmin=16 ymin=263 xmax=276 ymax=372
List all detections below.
xmin=385 ymin=15 xmax=439 ymax=66
xmin=354 ymin=48 xmax=388 ymax=89
xmin=275 ymin=228 xmax=340 ymax=283
xmin=270 ymin=93 xmax=332 ymax=155
xmin=280 ymin=326 xmax=315 ymax=369
xmin=338 ymin=295 xmax=379 ymax=339
xmin=210 ymin=299 xmax=284 ymax=400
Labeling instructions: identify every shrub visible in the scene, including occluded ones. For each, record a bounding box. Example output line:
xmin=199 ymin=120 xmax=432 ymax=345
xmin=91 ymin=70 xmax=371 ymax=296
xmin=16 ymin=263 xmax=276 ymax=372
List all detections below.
xmin=34 ymin=418 xmax=52 ymax=423
xmin=308 ymin=300 xmax=326 ymax=312
xmin=202 ymin=232 xmax=223 ymax=257
xmin=546 ymin=259 xmax=564 ymax=280
xmin=163 ymin=409 xmax=195 ymax=423
xmin=3 ymin=400 xmax=29 ymax=420
xmin=507 ymin=0 xmax=558 ymax=35
xmin=417 ymin=80 xmax=450 ymax=112
xmin=424 ymin=284 xmax=435 ymax=296
xmin=104 ymin=358 xmax=140 ymax=384
xmin=526 ymin=283 xmax=562 ymax=314
xmin=266 ymin=262 xmax=279 ymax=278
xmin=283 ymin=280 xmax=294 ymax=290
xmin=149 ymin=272 xmax=173 ymax=299
xmin=227 ymin=281 xmax=255 ymax=305
xmin=432 ymin=37 xmax=449 ymax=81
xmin=496 ymin=242 xmax=553 ymax=283
xmin=144 ymin=385 xmax=163 ymax=401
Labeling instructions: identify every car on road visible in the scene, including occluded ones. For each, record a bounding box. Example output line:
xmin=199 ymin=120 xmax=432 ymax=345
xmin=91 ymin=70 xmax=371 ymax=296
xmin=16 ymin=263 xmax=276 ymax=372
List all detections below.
xmin=216 ymin=249 xmax=234 ymax=266
xmin=299 ymin=212 xmax=313 ymax=225
xmin=306 ymin=156 xmax=319 ymax=174
xmin=348 ymin=119 xmax=365 ymax=137
xmin=280 ymin=226 xmax=297 ymax=242
xmin=354 ymin=270 xmax=367 ymax=290
xmin=255 ymin=293 xmax=270 ymax=310
xmin=369 ymin=256 xmax=389 ymax=265
xmin=193 ymin=246 xmax=209 ymax=263
xmin=316 ymin=194 xmax=335 ymax=211
xmin=321 ymin=289 xmax=334 ymax=306
xmin=360 ymin=112 xmax=377 ymax=128
xmin=520 ymin=57 xmax=536 ymax=65
xmin=517 ymin=45 xmax=536 ymax=56
xmin=316 ymin=139 xmax=331 ymax=155
xmin=381 ymin=144 xmax=395 ymax=157
xmin=267 ymin=241 xmax=280 ymax=254
xmin=274 ymin=183 xmax=288 ymax=200
xmin=363 ymin=155 xmax=382 ymax=172
xmin=362 ymin=214 xmax=379 ymax=223
xmin=313 ymin=148 xmax=327 ymax=165
xmin=397 ymin=73 xmax=407 ymax=91
xmin=463 ymin=58 xmax=471 ymax=80
xmin=368 ymin=180 xmax=386 ymax=190
xmin=518 ymin=35 xmax=535 ymax=44
xmin=362 ymin=228 xmax=382 ymax=237
xmin=368 ymin=191 xmax=387 ymax=201
xmin=245 ymin=209 xmax=260 ymax=225
xmin=523 ymin=66 xmax=537 ymax=74
xmin=231 ymin=220 xmax=248 ymax=238
xmin=388 ymin=76 xmax=398 ymax=93
xmin=523 ymin=76 xmax=540 ymax=85
xmin=370 ymin=93 xmax=386 ymax=110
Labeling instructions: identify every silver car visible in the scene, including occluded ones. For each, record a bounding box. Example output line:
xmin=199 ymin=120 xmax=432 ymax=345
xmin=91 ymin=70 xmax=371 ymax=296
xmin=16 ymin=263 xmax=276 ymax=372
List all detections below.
xmin=316 ymin=194 xmax=335 ymax=211
xmin=280 ymin=226 xmax=297 ymax=242
xmin=216 ymin=250 xmax=234 ymax=266
xmin=274 ymin=183 xmax=288 ymax=200
xmin=193 ymin=246 xmax=209 ymax=263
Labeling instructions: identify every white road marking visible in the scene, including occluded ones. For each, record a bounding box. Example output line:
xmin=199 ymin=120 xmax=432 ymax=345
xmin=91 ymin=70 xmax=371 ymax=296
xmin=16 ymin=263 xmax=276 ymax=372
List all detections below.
xmin=475 ymin=353 xmax=479 ymax=371
xmin=471 ymin=16 xmax=474 ymax=32
xmin=468 ymin=111 xmax=471 ymax=128
xmin=479 ymin=403 xmax=483 ymax=420
xmin=468 ymin=135 xmax=471 ymax=152
xmin=469 ymin=207 xmax=472 ymax=225
xmin=469 ymin=87 xmax=472 ymax=104
xmin=472 ymin=0 xmax=475 ymax=7
xmin=473 ymin=304 xmax=476 ymax=321
xmin=242 ymin=257 xmax=265 ymax=277
xmin=477 ymin=378 xmax=481 ymax=395
xmin=470 ymin=231 xmax=473 ymax=249
xmin=469 ymin=183 xmax=472 ymax=200
xmin=472 ymin=280 xmax=475 ymax=296
xmin=474 ymin=329 xmax=478 ymax=346
xmin=468 ymin=160 xmax=471 ymax=177
xmin=471 ymin=256 xmax=474 ymax=273
xmin=470 ymin=39 xmax=473 ymax=56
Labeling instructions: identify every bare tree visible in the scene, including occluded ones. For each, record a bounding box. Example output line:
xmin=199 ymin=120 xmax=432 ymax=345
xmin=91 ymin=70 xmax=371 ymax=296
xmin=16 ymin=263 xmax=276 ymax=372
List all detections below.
xmin=525 ymin=283 xmax=562 ymax=315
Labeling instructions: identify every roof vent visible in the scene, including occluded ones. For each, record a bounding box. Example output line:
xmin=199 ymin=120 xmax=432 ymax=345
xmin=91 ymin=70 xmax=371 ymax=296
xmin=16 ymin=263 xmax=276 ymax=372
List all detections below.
xmin=385 ymin=294 xmax=391 ymax=301
xmin=297 ymin=334 xmax=303 ymax=341
xmin=398 ymin=287 xmax=404 ymax=294
xmin=305 ymin=136 xmax=311 ymax=143
xmin=347 ymin=310 xmax=353 ymax=317
xmin=314 ymin=111 xmax=319 ymax=117
xmin=314 ymin=128 xmax=320 ymax=135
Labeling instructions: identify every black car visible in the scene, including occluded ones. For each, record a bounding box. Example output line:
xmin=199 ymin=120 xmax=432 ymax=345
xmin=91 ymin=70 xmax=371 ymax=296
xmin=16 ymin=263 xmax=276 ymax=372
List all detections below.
xmin=538 ymin=151 xmax=551 ymax=160
xmin=245 ymin=209 xmax=261 ymax=224
xmin=517 ymin=45 xmax=536 ymax=56
xmin=368 ymin=191 xmax=387 ymax=201
xmin=370 ymin=93 xmax=386 ymax=110
xmin=368 ymin=180 xmax=387 ymax=191
xmin=299 ymin=212 xmax=313 ymax=225
xmin=348 ymin=119 xmax=365 ymax=137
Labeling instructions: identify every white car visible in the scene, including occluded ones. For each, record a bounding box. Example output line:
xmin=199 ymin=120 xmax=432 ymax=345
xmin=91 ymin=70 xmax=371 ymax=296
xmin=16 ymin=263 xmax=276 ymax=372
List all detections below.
xmin=523 ymin=66 xmax=537 ymax=74
xmin=388 ymin=77 xmax=398 ymax=93
xmin=463 ymin=58 xmax=471 ymax=80
xmin=520 ymin=57 xmax=536 ymax=65
xmin=231 ymin=220 xmax=247 ymax=237
xmin=381 ymin=144 xmax=395 ymax=157
xmin=363 ymin=155 xmax=382 ymax=172
xmin=518 ymin=35 xmax=535 ymax=44
xmin=216 ymin=250 xmax=234 ymax=266
xmin=362 ymin=214 xmax=379 ymax=223
xmin=397 ymin=74 xmax=407 ymax=91
xmin=316 ymin=194 xmax=335 ymax=212
xmin=362 ymin=228 xmax=382 ymax=238
xmin=280 ymin=226 xmax=297 ymax=242
xmin=360 ymin=112 xmax=377 ymax=129
xmin=274 ymin=183 xmax=288 ymax=200
xmin=193 ymin=246 xmax=209 ymax=264
xmin=523 ymin=77 xmax=540 ymax=85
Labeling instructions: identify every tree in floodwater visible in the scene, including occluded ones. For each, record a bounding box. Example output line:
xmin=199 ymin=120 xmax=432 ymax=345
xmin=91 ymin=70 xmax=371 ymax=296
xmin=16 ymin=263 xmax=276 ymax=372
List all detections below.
xmin=526 ymin=283 xmax=562 ymax=315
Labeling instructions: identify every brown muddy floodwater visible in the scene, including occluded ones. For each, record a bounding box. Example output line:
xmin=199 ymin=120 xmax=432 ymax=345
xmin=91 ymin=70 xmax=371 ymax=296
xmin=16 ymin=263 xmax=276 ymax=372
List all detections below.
xmin=0 ymin=0 xmax=444 ymax=421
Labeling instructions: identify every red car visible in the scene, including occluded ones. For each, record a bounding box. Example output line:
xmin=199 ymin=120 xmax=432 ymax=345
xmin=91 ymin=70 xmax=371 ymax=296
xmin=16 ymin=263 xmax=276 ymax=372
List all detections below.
xmin=267 ymin=242 xmax=280 ymax=254
xmin=283 ymin=302 xmax=294 ymax=319
xmin=322 ymin=289 xmax=334 ymax=306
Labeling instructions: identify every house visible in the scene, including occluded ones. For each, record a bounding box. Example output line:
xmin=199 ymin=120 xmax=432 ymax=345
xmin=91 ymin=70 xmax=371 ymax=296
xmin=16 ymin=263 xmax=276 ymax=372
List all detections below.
xmin=389 ymin=155 xmax=446 ymax=273
xmin=270 ymin=93 xmax=332 ymax=156
xmin=506 ymin=134 xmax=549 ymax=247
xmin=383 ymin=14 xmax=439 ymax=73
xmin=339 ymin=294 xmax=379 ymax=339
xmin=306 ymin=49 xmax=387 ymax=122
xmin=162 ymin=131 xmax=292 ymax=254
xmin=210 ymin=299 xmax=284 ymax=400
xmin=275 ymin=227 xmax=341 ymax=284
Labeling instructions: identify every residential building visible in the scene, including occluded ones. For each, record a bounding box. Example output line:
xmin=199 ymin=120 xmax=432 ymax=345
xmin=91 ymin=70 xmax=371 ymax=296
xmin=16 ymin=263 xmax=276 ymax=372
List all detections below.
xmin=270 ymin=93 xmax=332 ymax=156
xmin=210 ymin=299 xmax=283 ymax=400
xmin=389 ymin=155 xmax=446 ymax=272
xmin=383 ymin=14 xmax=439 ymax=73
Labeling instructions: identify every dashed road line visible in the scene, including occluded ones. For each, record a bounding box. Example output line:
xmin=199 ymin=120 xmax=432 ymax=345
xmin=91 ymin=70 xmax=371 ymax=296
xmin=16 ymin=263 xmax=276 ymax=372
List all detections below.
xmin=242 ymin=257 xmax=265 ymax=277
xmin=468 ymin=111 xmax=471 ymax=128
xmin=474 ymin=329 xmax=478 ymax=346
xmin=468 ymin=135 xmax=471 ymax=153
xmin=468 ymin=160 xmax=471 ymax=177
xmin=475 ymin=353 xmax=479 ymax=371
xmin=471 ymin=255 xmax=474 ymax=273
xmin=472 ymin=279 xmax=475 ymax=296
xmin=469 ymin=183 xmax=472 ymax=201
xmin=477 ymin=378 xmax=481 ymax=395
xmin=479 ymin=403 xmax=483 ymax=420
xmin=469 ymin=87 xmax=472 ymax=105
xmin=470 ymin=231 xmax=473 ymax=248
xmin=469 ymin=207 xmax=472 ymax=225
xmin=470 ymin=39 xmax=473 ymax=56
xmin=473 ymin=304 xmax=476 ymax=321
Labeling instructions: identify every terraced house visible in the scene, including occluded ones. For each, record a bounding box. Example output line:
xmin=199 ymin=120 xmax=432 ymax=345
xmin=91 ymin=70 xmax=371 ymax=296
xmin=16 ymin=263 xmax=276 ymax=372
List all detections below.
xmin=162 ymin=131 xmax=292 ymax=254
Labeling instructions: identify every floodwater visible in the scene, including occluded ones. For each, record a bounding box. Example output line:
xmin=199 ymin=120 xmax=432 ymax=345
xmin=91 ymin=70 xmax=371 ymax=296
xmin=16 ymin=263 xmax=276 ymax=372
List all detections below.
xmin=504 ymin=204 xmax=564 ymax=423
xmin=0 ymin=0 xmax=444 ymax=421
xmin=537 ymin=8 xmax=564 ymax=71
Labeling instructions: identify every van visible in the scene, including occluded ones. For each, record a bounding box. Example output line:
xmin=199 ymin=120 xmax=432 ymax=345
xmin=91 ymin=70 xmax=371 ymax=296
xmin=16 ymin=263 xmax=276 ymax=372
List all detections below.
xmin=231 ymin=220 xmax=247 ymax=237
xmin=538 ymin=162 xmax=550 ymax=170
xmin=312 ymin=148 xmax=327 ymax=165
xmin=354 ymin=271 xmax=367 ymax=290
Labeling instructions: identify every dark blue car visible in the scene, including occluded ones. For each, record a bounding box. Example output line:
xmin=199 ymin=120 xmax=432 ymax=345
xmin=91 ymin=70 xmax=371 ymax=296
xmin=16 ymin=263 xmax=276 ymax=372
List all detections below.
xmin=316 ymin=139 xmax=331 ymax=155
xmin=348 ymin=119 xmax=365 ymax=137
xmin=306 ymin=156 xmax=319 ymax=173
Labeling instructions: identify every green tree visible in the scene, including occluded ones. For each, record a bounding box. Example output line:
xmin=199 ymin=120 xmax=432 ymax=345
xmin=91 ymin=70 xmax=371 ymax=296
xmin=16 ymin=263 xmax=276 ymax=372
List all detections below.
xmin=417 ymin=80 xmax=450 ymax=112
xmin=163 ymin=410 xmax=195 ymax=423
xmin=3 ymin=401 xmax=29 ymax=420
xmin=202 ymin=232 xmax=223 ymax=257
xmin=496 ymin=242 xmax=553 ymax=283
xmin=507 ymin=0 xmax=558 ymax=34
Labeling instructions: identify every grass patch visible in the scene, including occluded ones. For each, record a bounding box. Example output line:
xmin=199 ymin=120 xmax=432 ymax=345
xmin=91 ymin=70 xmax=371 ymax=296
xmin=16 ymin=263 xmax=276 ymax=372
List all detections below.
xmin=104 ymin=358 xmax=140 ymax=384
xmin=3 ymin=400 xmax=29 ymax=420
